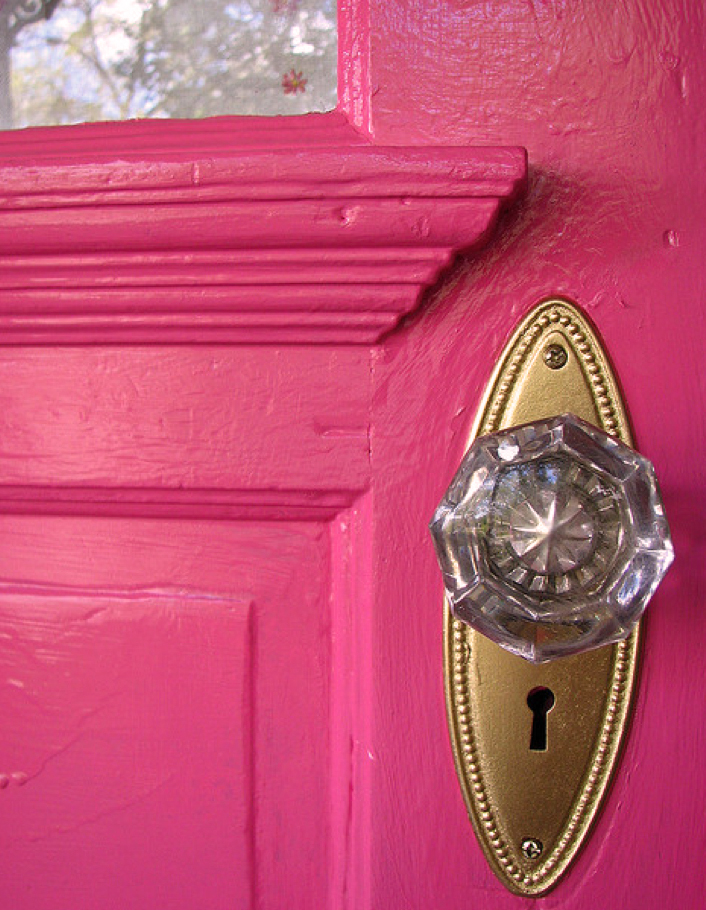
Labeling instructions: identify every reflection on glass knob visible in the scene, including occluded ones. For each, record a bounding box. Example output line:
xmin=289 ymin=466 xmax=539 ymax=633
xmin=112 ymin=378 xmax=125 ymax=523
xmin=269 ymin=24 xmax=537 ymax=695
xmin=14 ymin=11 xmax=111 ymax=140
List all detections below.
xmin=429 ymin=414 xmax=674 ymax=662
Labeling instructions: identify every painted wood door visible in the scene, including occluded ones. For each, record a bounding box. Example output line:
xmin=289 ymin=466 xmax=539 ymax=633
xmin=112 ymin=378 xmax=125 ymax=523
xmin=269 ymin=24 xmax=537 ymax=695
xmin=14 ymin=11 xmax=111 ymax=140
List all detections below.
xmin=0 ymin=3 xmax=704 ymax=910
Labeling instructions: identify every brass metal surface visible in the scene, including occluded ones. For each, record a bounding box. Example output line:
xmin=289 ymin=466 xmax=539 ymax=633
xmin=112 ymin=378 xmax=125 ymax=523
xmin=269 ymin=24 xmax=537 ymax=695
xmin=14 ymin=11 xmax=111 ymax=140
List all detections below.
xmin=445 ymin=298 xmax=639 ymax=896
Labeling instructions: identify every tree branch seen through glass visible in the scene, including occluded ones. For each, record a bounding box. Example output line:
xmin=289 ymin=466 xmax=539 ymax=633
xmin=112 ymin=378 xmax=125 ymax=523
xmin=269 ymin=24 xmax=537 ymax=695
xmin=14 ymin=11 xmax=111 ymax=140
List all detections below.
xmin=0 ymin=0 xmax=336 ymax=129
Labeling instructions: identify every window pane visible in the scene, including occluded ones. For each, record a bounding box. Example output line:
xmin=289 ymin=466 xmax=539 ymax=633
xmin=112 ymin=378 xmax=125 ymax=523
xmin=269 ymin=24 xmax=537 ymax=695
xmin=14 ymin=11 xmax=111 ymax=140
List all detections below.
xmin=0 ymin=0 xmax=337 ymax=129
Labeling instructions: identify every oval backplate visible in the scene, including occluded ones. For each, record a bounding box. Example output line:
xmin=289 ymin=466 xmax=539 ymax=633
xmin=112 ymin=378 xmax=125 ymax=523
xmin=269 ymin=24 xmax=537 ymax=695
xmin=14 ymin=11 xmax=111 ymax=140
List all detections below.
xmin=444 ymin=298 xmax=640 ymax=896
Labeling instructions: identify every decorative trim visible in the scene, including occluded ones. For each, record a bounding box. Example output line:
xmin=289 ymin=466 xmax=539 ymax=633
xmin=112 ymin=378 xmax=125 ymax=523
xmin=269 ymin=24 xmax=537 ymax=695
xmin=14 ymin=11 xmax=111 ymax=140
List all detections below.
xmin=0 ymin=111 xmax=367 ymax=161
xmin=445 ymin=298 xmax=640 ymax=896
xmin=0 ymin=486 xmax=357 ymax=521
xmin=0 ymin=147 xmax=525 ymax=201
xmin=0 ymin=144 xmax=526 ymax=344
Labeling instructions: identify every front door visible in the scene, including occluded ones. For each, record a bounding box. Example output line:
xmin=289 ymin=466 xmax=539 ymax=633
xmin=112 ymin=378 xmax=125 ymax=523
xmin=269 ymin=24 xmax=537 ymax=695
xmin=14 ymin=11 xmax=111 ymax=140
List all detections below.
xmin=0 ymin=2 xmax=703 ymax=909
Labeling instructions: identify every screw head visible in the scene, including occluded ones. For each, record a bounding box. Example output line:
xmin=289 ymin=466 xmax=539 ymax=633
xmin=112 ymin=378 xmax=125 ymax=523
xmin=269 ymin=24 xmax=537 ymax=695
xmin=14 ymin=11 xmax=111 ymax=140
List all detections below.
xmin=521 ymin=837 xmax=543 ymax=859
xmin=543 ymin=343 xmax=568 ymax=369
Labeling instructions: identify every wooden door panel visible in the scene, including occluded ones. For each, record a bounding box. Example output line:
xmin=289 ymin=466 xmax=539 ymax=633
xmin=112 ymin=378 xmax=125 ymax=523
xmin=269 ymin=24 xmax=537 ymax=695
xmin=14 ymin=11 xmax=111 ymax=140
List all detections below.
xmin=0 ymin=348 xmax=370 ymax=491
xmin=0 ymin=516 xmax=336 ymax=910
xmin=0 ymin=591 xmax=251 ymax=910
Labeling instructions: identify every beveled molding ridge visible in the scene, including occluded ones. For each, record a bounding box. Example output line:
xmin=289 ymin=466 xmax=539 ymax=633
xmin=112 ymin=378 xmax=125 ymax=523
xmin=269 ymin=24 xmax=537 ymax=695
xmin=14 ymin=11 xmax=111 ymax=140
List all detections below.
xmin=0 ymin=145 xmax=526 ymax=344
xmin=0 ymin=485 xmax=358 ymax=521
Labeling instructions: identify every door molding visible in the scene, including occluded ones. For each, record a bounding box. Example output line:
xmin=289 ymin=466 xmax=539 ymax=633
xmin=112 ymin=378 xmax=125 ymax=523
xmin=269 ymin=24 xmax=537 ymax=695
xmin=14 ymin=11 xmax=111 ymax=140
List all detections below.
xmin=0 ymin=142 xmax=525 ymax=344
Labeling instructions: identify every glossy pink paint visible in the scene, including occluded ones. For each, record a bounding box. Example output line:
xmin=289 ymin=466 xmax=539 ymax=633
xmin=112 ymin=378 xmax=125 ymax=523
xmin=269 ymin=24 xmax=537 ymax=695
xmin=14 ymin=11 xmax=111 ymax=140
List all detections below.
xmin=0 ymin=3 xmax=703 ymax=910
xmin=0 ymin=144 xmax=524 ymax=344
xmin=365 ymin=2 xmax=706 ymax=908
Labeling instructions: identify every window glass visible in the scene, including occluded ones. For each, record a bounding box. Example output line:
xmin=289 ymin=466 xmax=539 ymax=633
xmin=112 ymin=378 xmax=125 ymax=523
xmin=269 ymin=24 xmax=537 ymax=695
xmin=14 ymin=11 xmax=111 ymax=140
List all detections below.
xmin=0 ymin=0 xmax=336 ymax=129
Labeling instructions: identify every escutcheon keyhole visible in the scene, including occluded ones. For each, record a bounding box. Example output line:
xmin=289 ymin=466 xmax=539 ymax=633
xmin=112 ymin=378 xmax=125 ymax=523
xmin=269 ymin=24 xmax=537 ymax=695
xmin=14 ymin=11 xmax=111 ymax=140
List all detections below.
xmin=527 ymin=687 xmax=555 ymax=751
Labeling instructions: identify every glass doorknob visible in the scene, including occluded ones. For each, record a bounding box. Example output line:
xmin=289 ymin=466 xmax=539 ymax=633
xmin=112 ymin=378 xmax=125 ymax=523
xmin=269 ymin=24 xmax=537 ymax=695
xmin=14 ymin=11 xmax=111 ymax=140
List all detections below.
xmin=430 ymin=413 xmax=673 ymax=662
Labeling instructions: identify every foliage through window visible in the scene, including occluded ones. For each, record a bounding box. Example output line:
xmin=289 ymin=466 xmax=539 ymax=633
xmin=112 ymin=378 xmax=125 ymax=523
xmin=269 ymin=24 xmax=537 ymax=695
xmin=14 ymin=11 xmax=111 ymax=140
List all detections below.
xmin=0 ymin=0 xmax=337 ymax=129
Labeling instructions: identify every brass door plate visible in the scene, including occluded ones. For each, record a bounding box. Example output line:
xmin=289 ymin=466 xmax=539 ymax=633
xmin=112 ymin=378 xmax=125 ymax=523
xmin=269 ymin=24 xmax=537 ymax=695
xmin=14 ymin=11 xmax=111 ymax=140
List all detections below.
xmin=444 ymin=298 xmax=639 ymax=896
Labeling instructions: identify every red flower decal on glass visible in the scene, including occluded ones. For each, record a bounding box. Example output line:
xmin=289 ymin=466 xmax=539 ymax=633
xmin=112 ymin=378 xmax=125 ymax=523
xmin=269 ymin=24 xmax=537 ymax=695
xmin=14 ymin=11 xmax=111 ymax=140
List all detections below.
xmin=282 ymin=69 xmax=308 ymax=95
xmin=271 ymin=0 xmax=301 ymax=13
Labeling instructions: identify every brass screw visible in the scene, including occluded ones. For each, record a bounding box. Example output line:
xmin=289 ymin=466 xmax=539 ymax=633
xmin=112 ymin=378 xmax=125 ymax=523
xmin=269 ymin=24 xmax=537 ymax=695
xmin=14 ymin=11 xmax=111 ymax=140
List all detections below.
xmin=543 ymin=343 xmax=568 ymax=370
xmin=521 ymin=837 xmax=543 ymax=860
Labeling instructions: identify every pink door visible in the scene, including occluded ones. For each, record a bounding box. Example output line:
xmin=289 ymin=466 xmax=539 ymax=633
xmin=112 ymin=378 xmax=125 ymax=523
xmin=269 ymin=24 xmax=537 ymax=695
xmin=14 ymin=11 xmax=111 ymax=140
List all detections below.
xmin=0 ymin=3 xmax=703 ymax=909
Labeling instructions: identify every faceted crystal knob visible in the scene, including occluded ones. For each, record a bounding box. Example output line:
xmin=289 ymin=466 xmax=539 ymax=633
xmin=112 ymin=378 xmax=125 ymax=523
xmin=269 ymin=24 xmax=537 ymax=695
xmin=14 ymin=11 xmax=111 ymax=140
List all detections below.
xmin=429 ymin=414 xmax=674 ymax=662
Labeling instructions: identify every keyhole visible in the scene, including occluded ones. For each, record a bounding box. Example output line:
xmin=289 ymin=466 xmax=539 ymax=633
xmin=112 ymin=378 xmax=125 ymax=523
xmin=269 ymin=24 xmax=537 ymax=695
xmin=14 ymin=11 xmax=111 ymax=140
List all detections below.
xmin=527 ymin=687 xmax=555 ymax=751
